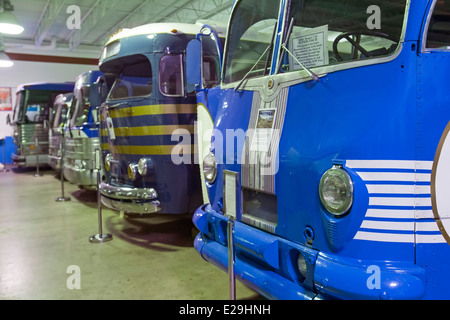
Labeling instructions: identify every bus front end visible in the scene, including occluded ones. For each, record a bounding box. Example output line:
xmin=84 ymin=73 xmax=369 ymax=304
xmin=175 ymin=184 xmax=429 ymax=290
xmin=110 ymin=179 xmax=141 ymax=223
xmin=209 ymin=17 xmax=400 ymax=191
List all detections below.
xmin=10 ymin=83 xmax=74 ymax=168
xmin=192 ymin=0 xmax=450 ymax=300
xmin=48 ymin=93 xmax=73 ymax=172
xmin=63 ymin=71 xmax=105 ymax=189
xmin=98 ymin=23 xmax=203 ymax=215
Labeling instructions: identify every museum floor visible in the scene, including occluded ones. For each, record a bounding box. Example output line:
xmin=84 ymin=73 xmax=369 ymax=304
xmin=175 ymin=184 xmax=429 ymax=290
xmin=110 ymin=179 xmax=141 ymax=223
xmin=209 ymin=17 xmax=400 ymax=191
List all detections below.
xmin=0 ymin=165 xmax=260 ymax=300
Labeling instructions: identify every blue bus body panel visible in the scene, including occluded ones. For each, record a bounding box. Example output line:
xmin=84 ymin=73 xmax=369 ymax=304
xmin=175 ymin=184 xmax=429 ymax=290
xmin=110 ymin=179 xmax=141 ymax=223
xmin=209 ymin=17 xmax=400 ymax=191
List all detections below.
xmin=276 ymin=47 xmax=418 ymax=261
xmin=415 ymin=51 xmax=450 ymax=299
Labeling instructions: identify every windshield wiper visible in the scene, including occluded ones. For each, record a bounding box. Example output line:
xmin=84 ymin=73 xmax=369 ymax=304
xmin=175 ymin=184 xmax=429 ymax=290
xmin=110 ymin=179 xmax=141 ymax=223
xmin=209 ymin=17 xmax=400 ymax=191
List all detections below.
xmin=264 ymin=22 xmax=279 ymax=76
xmin=234 ymin=45 xmax=271 ymax=92
xmin=234 ymin=21 xmax=278 ymax=92
xmin=278 ymin=18 xmax=319 ymax=82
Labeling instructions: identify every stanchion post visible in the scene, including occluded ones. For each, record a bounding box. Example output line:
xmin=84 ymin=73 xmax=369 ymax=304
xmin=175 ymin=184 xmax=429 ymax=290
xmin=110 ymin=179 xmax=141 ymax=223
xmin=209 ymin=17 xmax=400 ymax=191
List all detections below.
xmin=34 ymin=136 xmax=42 ymax=177
xmin=224 ymin=170 xmax=239 ymax=300
xmin=89 ymin=148 xmax=112 ymax=243
xmin=55 ymin=139 xmax=70 ymax=202
xmin=228 ymin=217 xmax=236 ymax=300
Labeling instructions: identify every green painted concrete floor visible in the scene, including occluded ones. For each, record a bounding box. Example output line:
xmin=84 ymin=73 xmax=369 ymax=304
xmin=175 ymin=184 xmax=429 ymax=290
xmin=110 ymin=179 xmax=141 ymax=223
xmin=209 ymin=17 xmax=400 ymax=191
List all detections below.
xmin=0 ymin=165 xmax=261 ymax=300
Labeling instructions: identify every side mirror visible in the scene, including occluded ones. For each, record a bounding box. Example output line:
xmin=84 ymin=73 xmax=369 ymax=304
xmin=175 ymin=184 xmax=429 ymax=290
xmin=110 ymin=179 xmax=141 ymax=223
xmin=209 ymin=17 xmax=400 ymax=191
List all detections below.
xmin=6 ymin=114 xmax=10 ymax=125
xmin=186 ymin=39 xmax=202 ymax=92
xmin=90 ymin=83 xmax=103 ymax=107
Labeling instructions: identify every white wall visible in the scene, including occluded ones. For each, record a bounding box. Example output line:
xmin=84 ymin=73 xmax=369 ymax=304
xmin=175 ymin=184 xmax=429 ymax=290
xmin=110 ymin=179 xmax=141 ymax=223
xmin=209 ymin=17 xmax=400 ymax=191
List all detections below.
xmin=0 ymin=59 xmax=97 ymax=138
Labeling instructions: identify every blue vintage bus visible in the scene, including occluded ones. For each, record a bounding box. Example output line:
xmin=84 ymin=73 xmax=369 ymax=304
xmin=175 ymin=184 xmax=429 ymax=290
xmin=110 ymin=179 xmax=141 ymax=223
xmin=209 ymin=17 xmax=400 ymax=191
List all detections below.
xmin=63 ymin=70 xmax=105 ymax=189
xmin=98 ymin=23 xmax=223 ymax=215
xmin=8 ymin=82 xmax=74 ymax=168
xmin=189 ymin=0 xmax=450 ymax=299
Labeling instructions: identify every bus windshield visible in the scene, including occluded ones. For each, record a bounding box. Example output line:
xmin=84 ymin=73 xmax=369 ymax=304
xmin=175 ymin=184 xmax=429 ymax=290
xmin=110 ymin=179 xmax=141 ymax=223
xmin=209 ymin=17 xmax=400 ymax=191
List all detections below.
xmin=224 ymin=0 xmax=281 ymax=84
xmin=52 ymin=101 xmax=70 ymax=129
xmin=224 ymin=0 xmax=407 ymax=84
xmin=70 ymin=86 xmax=91 ymax=127
xmin=13 ymin=90 xmax=54 ymax=124
xmin=108 ymin=55 xmax=153 ymax=101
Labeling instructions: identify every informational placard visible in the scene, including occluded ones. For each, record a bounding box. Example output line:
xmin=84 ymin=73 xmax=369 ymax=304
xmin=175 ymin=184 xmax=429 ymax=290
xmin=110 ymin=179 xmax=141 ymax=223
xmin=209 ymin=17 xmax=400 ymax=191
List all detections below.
xmin=224 ymin=170 xmax=239 ymax=219
xmin=250 ymin=108 xmax=277 ymax=153
xmin=289 ymin=25 xmax=329 ymax=69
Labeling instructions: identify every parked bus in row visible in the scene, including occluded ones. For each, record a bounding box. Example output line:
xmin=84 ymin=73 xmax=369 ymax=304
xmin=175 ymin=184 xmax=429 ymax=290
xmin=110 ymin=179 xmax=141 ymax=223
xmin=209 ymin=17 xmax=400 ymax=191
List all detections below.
xmin=48 ymin=92 xmax=73 ymax=172
xmin=63 ymin=70 xmax=105 ymax=189
xmin=188 ymin=0 xmax=450 ymax=299
xmin=7 ymin=82 xmax=74 ymax=168
xmin=98 ymin=22 xmax=223 ymax=215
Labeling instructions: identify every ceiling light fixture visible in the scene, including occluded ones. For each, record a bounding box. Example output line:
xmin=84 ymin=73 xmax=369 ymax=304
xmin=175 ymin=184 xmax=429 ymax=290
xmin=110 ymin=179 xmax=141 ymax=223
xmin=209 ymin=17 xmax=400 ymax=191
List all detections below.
xmin=0 ymin=0 xmax=24 ymax=35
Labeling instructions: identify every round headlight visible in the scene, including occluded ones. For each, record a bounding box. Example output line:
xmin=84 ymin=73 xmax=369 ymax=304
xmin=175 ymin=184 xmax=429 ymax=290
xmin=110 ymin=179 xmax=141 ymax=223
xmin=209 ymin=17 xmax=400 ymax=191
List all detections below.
xmin=138 ymin=158 xmax=153 ymax=176
xmin=203 ymin=151 xmax=217 ymax=184
xmin=319 ymin=165 xmax=353 ymax=216
xmin=105 ymin=154 xmax=112 ymax=172
xmin=128 ymin=163 xmax=139 ymax=181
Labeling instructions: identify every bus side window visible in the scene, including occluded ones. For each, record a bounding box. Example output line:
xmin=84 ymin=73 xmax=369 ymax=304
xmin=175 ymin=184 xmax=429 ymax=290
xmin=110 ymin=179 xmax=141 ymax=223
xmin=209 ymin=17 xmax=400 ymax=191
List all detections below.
xmin=202 ymin=56 xmax=220 ymax=89
xmin=426 ymin=1 xmax=450 ymax=49
xmin=160 ymin=54 xmax=184 ymax=97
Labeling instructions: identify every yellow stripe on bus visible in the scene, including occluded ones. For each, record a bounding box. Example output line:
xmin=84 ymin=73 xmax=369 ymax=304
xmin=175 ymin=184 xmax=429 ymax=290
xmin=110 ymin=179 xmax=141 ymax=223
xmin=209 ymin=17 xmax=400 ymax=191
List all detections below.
xmin=108 ymin=104 xmax=196 ymax=118
xmin=102 ymin=144 xmax=198 ymax=156
xmin=100 ymin=125 xmax=194 ymax=137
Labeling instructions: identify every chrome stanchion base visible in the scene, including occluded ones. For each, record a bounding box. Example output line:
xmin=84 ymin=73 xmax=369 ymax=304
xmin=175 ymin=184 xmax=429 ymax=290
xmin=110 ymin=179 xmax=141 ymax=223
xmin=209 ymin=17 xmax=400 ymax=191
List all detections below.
xmin=89 ymin=233 xmax=113 ymax=243
xmin=90 ymin=149 xmax=112 ymax=244
xmin=55 ymin=196 xmax=71 ymax=202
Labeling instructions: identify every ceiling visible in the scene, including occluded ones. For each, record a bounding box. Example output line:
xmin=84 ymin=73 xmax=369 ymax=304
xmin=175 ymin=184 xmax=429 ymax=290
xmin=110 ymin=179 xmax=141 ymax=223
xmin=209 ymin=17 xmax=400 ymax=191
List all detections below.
xmin=2 ymin=0 xmax=233 ymax=59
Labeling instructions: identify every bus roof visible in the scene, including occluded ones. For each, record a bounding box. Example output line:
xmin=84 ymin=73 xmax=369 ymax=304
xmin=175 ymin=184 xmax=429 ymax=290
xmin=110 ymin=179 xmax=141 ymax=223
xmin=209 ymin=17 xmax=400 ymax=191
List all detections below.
xmin=16 ymin=82 xmax=75 ymax=94
xmin=105 ymin=21 xmax=226 ymax=45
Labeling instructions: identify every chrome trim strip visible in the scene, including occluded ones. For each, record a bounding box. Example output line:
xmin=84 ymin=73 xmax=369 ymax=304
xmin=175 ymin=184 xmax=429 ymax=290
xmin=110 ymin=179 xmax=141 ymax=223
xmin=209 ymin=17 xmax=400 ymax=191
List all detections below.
xmin=101 ymin=196 xmax=161 ymax=214
xmin=99 ymin=182 xmax=158 ymax=200
xmin=421 ymin=0 xmax=437 ymax=53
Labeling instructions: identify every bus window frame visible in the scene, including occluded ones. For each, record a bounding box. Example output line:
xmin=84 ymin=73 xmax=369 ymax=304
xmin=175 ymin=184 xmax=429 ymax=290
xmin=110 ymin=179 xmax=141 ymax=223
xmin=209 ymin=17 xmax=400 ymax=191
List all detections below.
xmin=70 ymin=87 xmax=90 ymax=128
xmin=107 ymin=55 xmax=153 ymax=102
xmin=220 ymin=0 xmax=411 ymax=90
xmin=421 ymin=0 xmax=450 ymax=53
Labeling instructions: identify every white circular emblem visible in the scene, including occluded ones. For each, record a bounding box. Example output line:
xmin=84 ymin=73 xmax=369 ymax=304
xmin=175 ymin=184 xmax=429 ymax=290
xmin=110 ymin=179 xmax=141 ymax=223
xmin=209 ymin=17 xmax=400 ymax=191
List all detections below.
xmin=432 ymin=121 xmax=450 ymax=245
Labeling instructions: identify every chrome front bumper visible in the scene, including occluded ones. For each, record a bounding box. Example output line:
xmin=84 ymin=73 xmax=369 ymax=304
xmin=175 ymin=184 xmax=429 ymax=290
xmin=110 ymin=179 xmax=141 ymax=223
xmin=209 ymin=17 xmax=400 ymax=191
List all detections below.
xmin=99 ymin=182 xmax=161 ymax=214
xmin=193 ymin=205 xmax=426 ymax=300
xmin=63 ymin=165 xmax=98 ymax=189
xmin=12 ymin=153 xmax=49 ymax=166
xmin=48 ymin=155 xmax=61 ymax=171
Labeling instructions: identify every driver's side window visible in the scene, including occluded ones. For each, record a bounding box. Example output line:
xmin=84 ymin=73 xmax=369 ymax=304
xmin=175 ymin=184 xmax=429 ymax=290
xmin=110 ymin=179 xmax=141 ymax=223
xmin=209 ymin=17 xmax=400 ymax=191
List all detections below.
xmin=425 ymin=0 xmax=450 ymax=50
xmin=283 ymin=0 xmax=406 ymax=72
